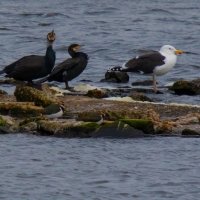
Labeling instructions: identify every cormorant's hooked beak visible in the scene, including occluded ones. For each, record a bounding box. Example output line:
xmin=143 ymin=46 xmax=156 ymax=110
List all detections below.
xmin=174 ymin=50 xmax=182 ymax=55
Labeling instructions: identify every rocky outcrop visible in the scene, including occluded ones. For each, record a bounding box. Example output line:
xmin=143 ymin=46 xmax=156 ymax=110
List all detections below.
xmin=0 ymin=102 xmax=43 ymax=116
xmin=38 ymin=120 xmax=100 ymax=138
xmin=182 ymin=129 xmax=200 ymax=136
xmin=101 ymin=71 xmax=129 ymax=83
xmin=92 ymin=121 xmax=149 ymax=138
xmin=0 ymin=115 xmax=19 ymax=133
xmin=76 ymin=110 xmax=160 ymax=124
xmin=119 ymin=119 xmax=155 ymax=134
xmin=172 ymin=80 xmax=200 ymax=95
xmin=86 ymin=88 xmax=108 ymax=98
xmin=0 ymin=78 xmax=24 ymax=85
xmin=14 ymin=83 xmax=61 ymax=107
xmin=155 ymin=113 xmax=200 ymax=135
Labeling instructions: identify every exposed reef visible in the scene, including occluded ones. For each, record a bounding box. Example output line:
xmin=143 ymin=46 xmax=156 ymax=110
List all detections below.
xmin=1 ymin=79 xmax=200 ymax=138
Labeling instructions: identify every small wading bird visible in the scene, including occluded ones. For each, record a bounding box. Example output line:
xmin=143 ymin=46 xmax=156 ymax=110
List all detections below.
xmin=40 ymin=104 xmax=65 ymax=120
xmin=0 ymin=30 xmax=56 ymax=86
xmin=109 ymin=45 xmax=182 ymax=92
xmin=35 ymin=43 xmax=89 ymax=89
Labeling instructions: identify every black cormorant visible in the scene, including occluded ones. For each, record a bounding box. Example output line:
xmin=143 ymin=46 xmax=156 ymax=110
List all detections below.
xmin=0 ymin=30 xmax=56 ymax=85
xmin=35 ymin=43 xmax=89 ymax=88
xmin=109 ymin=45 xmax=182 ymax=91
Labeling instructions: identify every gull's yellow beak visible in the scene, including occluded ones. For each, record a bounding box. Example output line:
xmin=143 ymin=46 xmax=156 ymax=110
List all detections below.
xmin=174 ymin=50 xmax=182 ymax=55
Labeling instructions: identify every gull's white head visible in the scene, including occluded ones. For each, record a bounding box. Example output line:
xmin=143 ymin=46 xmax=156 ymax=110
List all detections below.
xmin=160 ymin=45 xmax=182 ymax=55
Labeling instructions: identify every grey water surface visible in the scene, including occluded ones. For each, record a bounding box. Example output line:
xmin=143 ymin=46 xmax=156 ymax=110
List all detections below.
xmin=1 ymin=0 xmax=200 ymax=199
xmin=1 ymin=134 xmax=200 ymax=200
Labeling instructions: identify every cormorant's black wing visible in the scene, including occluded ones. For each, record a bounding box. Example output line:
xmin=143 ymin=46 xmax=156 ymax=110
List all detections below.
xmin=5 ymin=55 xmax=45 ymax=80
xmin=48 ymin=57 xmax=80 ymax=78
xmin=123 ymin=52 xmax=165 ymax=74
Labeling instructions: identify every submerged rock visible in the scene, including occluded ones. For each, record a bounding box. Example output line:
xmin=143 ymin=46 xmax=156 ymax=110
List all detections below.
xmin=132 ymin=80 xmax=153 ymax=86
xmin=14 ymin=83 xmax=61 ymax=107
xmin=172 ymin=80 xmax=200 ymax=95
xmin=101 ymin=71 xmax=129 ymax=83
xmin=130 ymin=93 xmax=153 ymax=102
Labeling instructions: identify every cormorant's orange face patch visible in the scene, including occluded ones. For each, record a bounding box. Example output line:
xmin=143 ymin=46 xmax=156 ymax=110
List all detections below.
xmin=73 ymin=46 xmax=79 ymax=52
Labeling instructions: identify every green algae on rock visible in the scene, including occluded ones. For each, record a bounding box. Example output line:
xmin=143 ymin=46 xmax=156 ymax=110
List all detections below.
xmin=92 ymin=121 xmax=149 ymax=138
xmin=119 ymin=119 xmax=155 ymax=134
xmin=14 ymin=83 xmax=61 ymax=107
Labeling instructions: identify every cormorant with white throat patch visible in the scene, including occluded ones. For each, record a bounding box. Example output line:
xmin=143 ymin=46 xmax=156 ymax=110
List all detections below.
xmin=0 ymin=30 xmax=56 ymax=85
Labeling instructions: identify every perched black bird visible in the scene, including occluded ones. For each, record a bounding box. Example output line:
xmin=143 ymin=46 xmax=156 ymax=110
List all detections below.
xmin=40 ymin=104 xmax=64 ymax=119
xmin=0 ymin=30 xmax=56 ymax=85
xmin=109 ymin=45 xmax=182 ymax=91
xmin=35 ymin=43 xmax=89 ymax=88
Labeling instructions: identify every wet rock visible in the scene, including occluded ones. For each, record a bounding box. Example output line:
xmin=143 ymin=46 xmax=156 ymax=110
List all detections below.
xmin=182 ymin=129 xmax=200 ymax=136
xmin=155 ymin=113 xmax=200 ymax=135
xmin=14 ymin=83 xmax=61 ymax=107
xmin=119 ymin=119 xmax=155 ymax=134
xmin=132 ymin=80 xmax=153 ymax=86
xmin=0 ymin=89 xmax=7 ymax=94
xmin=76 ymin=109 xmax=160 ymax=125
xmin=101 ymin=71 xmax=129 ymax=83
xmin=0 ymin=102 xmax=43 ymax=116
xmin=0 ymin=115 xmax=19 ymax=133
xmin=172 ymin=80 xmax=200 ymax=95
xmin=155 ymin=120 xmax=176 ymax=135
xmin=130 ymin=93 xmax=153 ymax=102
xmin=38 ymin=120 xmax=99 ymax=138
xmin=77 ymin=111 xmax=105 ymax=123
xmin=92 ymin=121 xmax=149 ymax=138
xmin=20 ymin=122 xmax=38 ymax=132
xmin=0 ymin=78 xmax=24 ymax=85
xmin=105 ymin=110 xmax=160 ymax=124
xmin=86 ymin=88 xmax=108 ymax=99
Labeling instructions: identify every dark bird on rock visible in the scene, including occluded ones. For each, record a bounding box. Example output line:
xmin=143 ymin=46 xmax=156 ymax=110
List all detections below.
xmin=35 ymin=43 xmax=89 ymax=88
xmin=0 ymin=30 xmax=56 ymax=85
xmin=109 ymin=45 xmax=182 ymax=92
xmin=40 ymin=104 xmax=65 ymax=119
